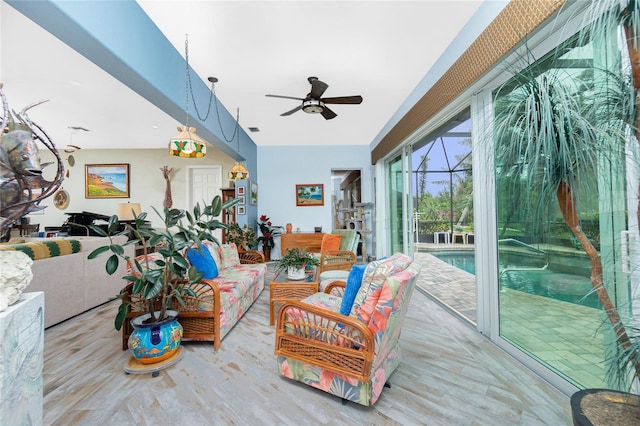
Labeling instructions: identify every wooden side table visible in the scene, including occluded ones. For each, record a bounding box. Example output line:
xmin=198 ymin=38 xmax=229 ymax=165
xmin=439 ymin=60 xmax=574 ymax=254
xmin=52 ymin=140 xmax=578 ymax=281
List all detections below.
xmin=269 ymin=268 xmax=318 ymax=326
xmin=19 ymin=223 xmax=39 ymax=236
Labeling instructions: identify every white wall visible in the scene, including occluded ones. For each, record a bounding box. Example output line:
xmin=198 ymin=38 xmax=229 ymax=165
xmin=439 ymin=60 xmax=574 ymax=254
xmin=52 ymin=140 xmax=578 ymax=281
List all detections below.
xmin=30 ymin=144 xmax=374 ymax=250
xmin=257 ymin=144 xmax=374 ymax=251
xmin=35 ymin=146 xmax=235 ymax=230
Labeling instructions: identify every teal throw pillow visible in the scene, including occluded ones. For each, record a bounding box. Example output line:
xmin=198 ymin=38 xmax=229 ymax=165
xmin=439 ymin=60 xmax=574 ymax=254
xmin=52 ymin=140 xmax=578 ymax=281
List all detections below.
xmin=186 ymin=247 xmax=218 ymax=279
xmin=339 ymin=264 xmax=366 ymax=316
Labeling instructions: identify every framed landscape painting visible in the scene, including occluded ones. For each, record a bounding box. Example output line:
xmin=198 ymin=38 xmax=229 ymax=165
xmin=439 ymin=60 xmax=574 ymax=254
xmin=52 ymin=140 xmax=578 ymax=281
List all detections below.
xmin=296 ymin=184 xmax=324 ymax=206
xmin=85 ymin=164 xmax=130 ymax=198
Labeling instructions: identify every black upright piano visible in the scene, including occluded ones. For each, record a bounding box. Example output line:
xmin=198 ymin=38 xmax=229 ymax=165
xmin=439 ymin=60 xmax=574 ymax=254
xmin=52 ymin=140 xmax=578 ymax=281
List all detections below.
xmin=63 ymin=211 xmax=113 ymax=236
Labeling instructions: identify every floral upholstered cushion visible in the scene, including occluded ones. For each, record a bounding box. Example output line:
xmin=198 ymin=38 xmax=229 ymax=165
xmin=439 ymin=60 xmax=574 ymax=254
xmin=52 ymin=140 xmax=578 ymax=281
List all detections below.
xmin=350 ymin=253 xmax=412 ymax=324
xmin=219 ymin=243 xmax=240 ymax=268
xmin=201 ymin=240 xmax=222 ymax=268
xmin=126 ymin=252 xmax=164 ymax=276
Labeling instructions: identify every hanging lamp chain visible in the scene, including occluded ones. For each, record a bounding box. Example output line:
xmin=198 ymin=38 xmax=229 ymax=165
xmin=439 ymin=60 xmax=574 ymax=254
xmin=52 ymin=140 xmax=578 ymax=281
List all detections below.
xmin=184 ymin=34 xmax=239 ymax=144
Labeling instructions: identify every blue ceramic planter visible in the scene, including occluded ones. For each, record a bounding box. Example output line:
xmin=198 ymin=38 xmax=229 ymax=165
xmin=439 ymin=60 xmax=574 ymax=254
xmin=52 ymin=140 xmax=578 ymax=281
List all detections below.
xmin=128 ymin=310 xmax=182 ymax=364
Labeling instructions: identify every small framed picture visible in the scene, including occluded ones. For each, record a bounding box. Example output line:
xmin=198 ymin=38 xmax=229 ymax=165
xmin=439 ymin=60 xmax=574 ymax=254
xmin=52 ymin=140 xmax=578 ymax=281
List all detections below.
xmin=238 ymin=195 xmax=245 ymax=205
xmin=237 ymin=186 xmax=245 ymax=196
xmin=237 ymin=205 xmax=246 ymax=215
xmin=250 ymin=181 xmax=258 ymax=205
xmin=296 ymin=183 xmax=324 ymax=206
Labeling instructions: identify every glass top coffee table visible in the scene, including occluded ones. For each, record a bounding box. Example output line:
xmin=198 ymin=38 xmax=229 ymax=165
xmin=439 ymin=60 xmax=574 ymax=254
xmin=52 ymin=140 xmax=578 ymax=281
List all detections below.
xmin=269 ymin=268 xmax=318 ymax=326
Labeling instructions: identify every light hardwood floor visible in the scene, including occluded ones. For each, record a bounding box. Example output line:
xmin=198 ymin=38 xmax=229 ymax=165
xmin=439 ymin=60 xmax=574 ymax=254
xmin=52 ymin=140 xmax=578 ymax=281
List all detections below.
xmin=42 ymin=264 xmax=572 ymax=425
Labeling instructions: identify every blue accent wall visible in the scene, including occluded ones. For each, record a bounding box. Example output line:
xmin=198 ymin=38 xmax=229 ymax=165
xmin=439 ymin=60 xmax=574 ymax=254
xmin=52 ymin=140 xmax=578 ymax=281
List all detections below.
xmin=7 ymin=0 xmax=257 ymax=178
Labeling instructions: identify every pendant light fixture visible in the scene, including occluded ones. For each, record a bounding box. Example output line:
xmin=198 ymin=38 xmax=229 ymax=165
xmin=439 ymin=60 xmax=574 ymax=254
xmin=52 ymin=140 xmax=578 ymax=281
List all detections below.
xmin=169 ymin=34 xmax=211 ymax=158
xmin=227 ymin=108 xmax=249 ymax=181
xmin=171 ymin=34 xmax=248 ymax=179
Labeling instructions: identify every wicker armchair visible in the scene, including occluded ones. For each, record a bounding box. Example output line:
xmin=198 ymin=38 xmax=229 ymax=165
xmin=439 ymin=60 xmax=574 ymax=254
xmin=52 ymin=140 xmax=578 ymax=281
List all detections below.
xmin=121 ymin=249 xmax=265 ymax=351
xmin=318 ymin=249 xmax=356 ymax=275
xmin=305 ymin=229 xmax=359 ymax=288
xmin=275 ymin=253 xmax=421 ymax=406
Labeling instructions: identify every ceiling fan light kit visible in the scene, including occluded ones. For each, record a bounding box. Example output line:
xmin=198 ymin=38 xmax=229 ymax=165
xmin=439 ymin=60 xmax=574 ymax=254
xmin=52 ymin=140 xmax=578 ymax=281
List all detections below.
xmin=266 ymin=76 xmax=363 ymax=120
xmin=302 ymin=99 xmax=324 ymax=114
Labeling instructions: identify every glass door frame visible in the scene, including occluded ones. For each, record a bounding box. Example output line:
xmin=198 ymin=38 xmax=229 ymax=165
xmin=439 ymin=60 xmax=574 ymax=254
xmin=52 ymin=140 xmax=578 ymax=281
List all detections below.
xmin=380 ymin=145 xmax=414 ymax=258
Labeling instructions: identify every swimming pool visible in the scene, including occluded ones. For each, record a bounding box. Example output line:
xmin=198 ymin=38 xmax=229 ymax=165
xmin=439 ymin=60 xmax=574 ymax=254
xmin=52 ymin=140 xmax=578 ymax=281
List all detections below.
xmin=430 ymin=251 xmax=599 ymax=308
xmin=431 ymin=251 xmax=476 ymax=275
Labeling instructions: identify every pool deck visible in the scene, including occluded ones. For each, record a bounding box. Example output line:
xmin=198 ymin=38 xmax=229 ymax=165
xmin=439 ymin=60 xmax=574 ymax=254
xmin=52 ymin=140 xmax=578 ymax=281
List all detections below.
xmin=413 ymin=246 xmax=608 ymax=389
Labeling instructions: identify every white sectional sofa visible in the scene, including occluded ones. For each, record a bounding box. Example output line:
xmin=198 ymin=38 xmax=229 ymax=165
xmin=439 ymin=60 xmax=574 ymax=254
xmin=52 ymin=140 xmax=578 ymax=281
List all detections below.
xmin=2 ymin=236 xmax=133 ymax=328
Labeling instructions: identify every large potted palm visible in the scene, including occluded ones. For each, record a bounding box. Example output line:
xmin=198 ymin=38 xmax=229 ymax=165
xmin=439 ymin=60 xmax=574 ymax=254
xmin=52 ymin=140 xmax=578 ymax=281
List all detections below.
xmin=494 ymin=2 xmax=640 ymax=422
xmin=89 ymin=195 xmax=238 ymax=364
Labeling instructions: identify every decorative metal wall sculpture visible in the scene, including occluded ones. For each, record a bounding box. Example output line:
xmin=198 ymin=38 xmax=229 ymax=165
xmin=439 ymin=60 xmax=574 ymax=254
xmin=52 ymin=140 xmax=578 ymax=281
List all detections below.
xmin=0 ymin=83 xmax=64 ymax=240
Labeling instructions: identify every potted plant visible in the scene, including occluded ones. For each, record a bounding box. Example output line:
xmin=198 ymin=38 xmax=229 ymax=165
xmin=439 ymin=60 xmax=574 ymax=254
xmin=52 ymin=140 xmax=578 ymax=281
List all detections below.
xmin=494 ymin=2 xmax=640 ymax=422
xmin=257 ymin=214 xmax=281 ymax=261
xmin=88 ymin=195 xmax=238 ymax=363
xmin=277 ymin=247 xmax=319 ymax=280
xmin=225 ymin=223 xmax=257 ymax=251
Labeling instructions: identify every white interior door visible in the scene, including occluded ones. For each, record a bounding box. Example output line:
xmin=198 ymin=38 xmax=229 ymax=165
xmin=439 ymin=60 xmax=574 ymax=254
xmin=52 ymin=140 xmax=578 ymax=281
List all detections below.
xmin=187 ymin=166 xmax=223 ymax=242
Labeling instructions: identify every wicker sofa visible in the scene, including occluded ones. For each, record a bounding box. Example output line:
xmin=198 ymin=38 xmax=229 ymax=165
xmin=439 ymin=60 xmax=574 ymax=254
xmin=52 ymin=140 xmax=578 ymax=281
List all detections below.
xmin=121 ymin=242 xmax=266 ymax=350
xmin=275 ymin=252 xmax=421 ymax=406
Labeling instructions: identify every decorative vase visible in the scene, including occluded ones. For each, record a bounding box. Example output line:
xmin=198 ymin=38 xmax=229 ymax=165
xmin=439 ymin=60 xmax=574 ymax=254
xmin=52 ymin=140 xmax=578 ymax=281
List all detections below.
xmin=287 ymin=266 xmax=306 ymax=280
xmin=286 ymin=223 xmax=292 ymax=233
xmin=263 ymin=247 xmax=271 ymax=262
xmin=128 ymin=310 xmax=182 ymax=364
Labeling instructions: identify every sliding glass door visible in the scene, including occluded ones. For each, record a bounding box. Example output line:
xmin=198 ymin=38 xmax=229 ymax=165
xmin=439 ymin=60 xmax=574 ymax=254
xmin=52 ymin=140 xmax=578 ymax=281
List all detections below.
xmin=387 ymin=146 xmax=413 ymax=255
xmin=491 ymin=29 xmax=636 ymax=390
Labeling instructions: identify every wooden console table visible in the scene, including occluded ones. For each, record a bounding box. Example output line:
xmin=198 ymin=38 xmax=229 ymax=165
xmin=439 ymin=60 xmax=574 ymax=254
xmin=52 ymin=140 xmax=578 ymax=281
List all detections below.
xmin=280 ymin=232 xmax=324 ymax=254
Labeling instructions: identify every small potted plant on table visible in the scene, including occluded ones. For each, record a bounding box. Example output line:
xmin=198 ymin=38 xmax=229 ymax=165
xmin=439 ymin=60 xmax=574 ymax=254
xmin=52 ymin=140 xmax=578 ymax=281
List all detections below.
xmin=277 ymin=248 xmax=319 ymax=280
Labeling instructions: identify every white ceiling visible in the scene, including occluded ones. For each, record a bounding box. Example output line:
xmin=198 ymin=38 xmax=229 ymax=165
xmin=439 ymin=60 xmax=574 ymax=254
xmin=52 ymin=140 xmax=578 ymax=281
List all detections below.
xmin=1 ymin=1 xmax=484 ymax=152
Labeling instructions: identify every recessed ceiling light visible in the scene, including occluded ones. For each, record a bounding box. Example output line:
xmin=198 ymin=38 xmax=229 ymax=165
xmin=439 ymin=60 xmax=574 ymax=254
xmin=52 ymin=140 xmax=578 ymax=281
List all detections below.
xmin=248 ymin=127 xmax=260 ymax=132
xmin=151 ymin=125 xmax=159 ymax=129
xmin=70 ymin=81 xmax=81 ymax=87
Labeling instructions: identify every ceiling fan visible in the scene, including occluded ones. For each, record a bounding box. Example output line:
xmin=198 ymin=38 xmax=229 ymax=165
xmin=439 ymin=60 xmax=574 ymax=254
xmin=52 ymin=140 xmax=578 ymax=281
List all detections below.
xmin=266 ymin=77 xmax=363 ymax=120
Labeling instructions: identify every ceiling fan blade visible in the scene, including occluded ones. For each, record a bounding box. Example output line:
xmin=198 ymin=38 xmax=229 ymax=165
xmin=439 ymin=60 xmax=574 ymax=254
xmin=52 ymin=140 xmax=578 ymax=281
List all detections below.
xmin=321 ymin=95 xmax=363 ymax=105
xmin=310 ymin=79 xmax=329 ymax=99
xmin=266 ymin=94 xmax=305 ymax=101
xmin=281 ymin=105 xmax=303 ymax=116
xmin=321 ymin=106 xmax=337 ymax=120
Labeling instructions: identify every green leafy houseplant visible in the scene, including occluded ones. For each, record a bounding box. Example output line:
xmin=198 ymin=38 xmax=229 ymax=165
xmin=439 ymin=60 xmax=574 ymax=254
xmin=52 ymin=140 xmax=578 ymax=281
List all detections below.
xmin=88 ymin=195 xmax=238 ymax=330
xmin=277 ymin=248 xmax=319 ymax=273
xmin=225 ymin=223 xmax=257 ymax=250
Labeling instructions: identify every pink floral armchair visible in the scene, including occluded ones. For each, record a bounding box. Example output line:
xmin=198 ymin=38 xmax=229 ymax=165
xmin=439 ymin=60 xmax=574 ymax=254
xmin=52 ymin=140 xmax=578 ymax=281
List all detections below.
xmin=274 ymin=252 xmax=421 ymax=406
